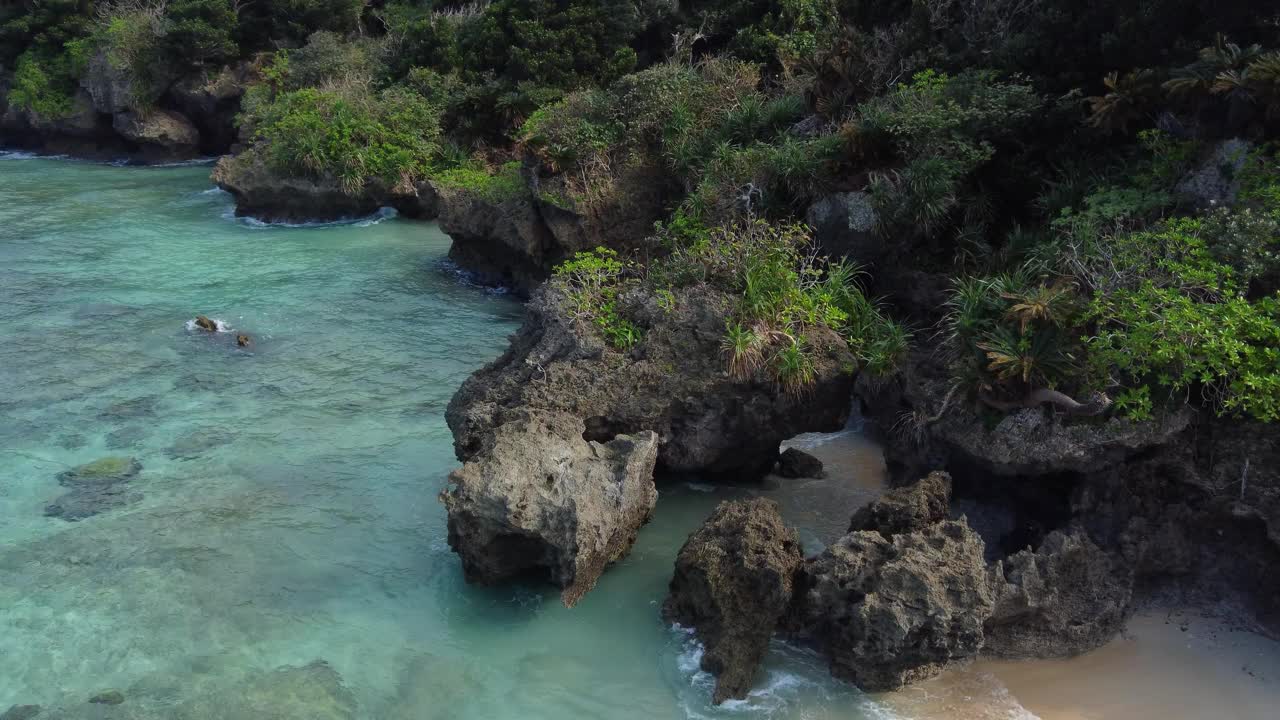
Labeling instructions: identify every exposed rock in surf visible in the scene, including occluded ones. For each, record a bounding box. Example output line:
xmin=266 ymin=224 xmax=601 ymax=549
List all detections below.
xmin=793 ymin=513 xmax=994 ymax=691
xmin=440 ymin=410 xmax=659 ymax=607
xmin=447 ymin=284 xmax=855 ymax=476
xmin=45 ymin=457 xmax=143 ymax=521
xmin=113 ymin=109 xmax=201 ymax=155
xmin=236 ymin=334 xmax=251 ymax=347
xmin=663 ymin=498 xmax=803 ymax=704
xmin=985 ymin=528 xmax=1134 ymax=658
xmin=194 ymin=315 xmax=218 ymax=332
xmin=776 ymin=447 xmax=824 ymax=479
xmin=848 ymin=470 xmax=951 ymax=538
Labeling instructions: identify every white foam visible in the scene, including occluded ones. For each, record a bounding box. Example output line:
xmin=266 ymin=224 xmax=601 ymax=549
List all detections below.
xmin=185 ymin=317 xmax=232 ymax=333
xmin=224 ymin=205 xmax=399 ymax=230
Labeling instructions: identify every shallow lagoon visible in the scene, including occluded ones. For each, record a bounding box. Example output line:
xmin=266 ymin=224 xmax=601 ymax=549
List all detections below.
xmin=0 ymin=155 xmax=894 ymax=719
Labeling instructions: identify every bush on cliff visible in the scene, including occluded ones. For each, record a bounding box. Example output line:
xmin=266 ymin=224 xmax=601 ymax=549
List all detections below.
xmin=246 ymin=85 xmax=443 ymax=194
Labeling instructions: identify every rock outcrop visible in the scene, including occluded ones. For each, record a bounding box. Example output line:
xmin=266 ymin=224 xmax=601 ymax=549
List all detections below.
xmin=848 ymin=470 xmax=951 ymax=537
xmin=793 ymin=515 xmax=994 ymax=691
xmin=806 ymin=191 xmax=882 ymax=267
xmin=776 ymin=448 xmax=824 ymax=479
xmin=440 ymin=410 xmax=659 ymax=607
xmin=44 ymin=456 xmax=143 ymax=521
xmin=781 ymin=474 xmax=994 ymax=691
xmin=985 ymin=528 xmax=1134 ymax=658
xmin=112 ymin=109 xmax=201 ymax=155
xmin=447 ymin=283 xmax=855 ymax=476
xmin=436 ymin=186 xmax=556 ymax=290
xmin=663 ymin=499 xmax=803 ymax=704
xmin=211 ymin=151 xmax=438 ymax=223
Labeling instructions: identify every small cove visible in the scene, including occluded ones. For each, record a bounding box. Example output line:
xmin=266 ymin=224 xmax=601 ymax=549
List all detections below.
xmin=2 ymin=155 xmax=1278 ymax=719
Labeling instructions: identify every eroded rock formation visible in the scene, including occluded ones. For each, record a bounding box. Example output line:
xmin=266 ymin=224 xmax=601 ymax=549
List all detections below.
xmin=663 ymin=499 xmax=803 ymax=704
xmin=447 ymin=284 xmax=855 ymax=476
xmin=440 ymin=410 xmax=659 ymax=607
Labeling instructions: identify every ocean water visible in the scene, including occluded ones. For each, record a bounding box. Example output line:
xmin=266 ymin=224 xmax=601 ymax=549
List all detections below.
xmin=0 ymin=155 xmax=901 ymax=719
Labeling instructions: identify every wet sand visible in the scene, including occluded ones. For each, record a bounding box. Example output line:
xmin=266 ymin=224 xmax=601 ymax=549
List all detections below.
xmin=886 ymin=609 xmax=1280 ymax=720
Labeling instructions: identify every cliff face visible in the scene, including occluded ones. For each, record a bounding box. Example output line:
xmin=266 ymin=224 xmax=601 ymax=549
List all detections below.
xmin=1 ymin=59 xmax=251 ymax=160
xmin=446 ymin=283 xmax=855 ymax=475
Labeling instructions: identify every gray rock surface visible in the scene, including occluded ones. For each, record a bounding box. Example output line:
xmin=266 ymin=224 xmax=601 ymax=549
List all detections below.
xmin=80 ymin=49 xmax=163 ymax=114
xmin=113 ymin=110 xmax=200 ymax=154
xmin=794 ymin=517 xmax=994 ymax=691
xmin=848 ymin=470 xmax=951 ymax=537
xmin=1177 ymin=138 xmax=1251 ymax=209
xmin=776 ymin=448 xmax=824 ymax=479
xmin=805 ymin=192 xmax=882 ymax=266
xmin=447 ymin=284 xmax=855 ymax=476
xmin=440 ymin=410 xmax=659 ymax=606
xmin=663 ymin=499 xmax=803 ymax=704
xmin=1 ymin=706 xmax=42 ymax=720
xmin=985 ymin=528 xmax=1134 ymax=658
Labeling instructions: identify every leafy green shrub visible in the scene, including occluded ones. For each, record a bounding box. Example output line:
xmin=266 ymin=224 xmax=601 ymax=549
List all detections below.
xmin=1084 ymin=219 xmax=1280 ymax=422
xmin=554 ymin=247 xmax=644 ymax=350
xmin=7 ymin=49 xmax=77 ymax=118
xmin=249 ymin=86 xmax=442 ymax=194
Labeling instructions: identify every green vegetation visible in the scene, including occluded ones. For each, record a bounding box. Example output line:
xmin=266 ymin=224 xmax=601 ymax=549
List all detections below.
xmin=4 ymin=0 xmax=1279 ymax=420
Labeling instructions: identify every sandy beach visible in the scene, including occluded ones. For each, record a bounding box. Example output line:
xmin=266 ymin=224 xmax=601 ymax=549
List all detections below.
xmin=885 ymin=609 xmax=1280 ymax=720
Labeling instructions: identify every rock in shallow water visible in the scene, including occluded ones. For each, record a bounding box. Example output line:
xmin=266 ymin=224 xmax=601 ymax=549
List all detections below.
xmin=1 ymin=705 xmax=42 ymax=720
xmin=441 ymin=410 xmax=659 ymax=607
xmin=794 ymin=518 xmax=994 ymax=691
xmin=776 ymin=447 xmax=824 ymax=479
xmin=664 ymin=498 xmax=803 ymax=704
xmin=45 ymin=457 xmax=143 ymax=521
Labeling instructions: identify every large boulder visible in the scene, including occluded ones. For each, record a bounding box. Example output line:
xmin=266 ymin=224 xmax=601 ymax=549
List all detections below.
xmin=24 ymin=90 xmax=101 ymax=138
xmin=791 ymin=474 xmax=995 ymax=691
xmin=663 ymin=499 xmax=803 ymax=704
xmin=113 ymin=109 xmax=200 ymax=154
xmin=776 ymin=447 xmax=823 ymax=479
xmin=447 ymin=284 xmax=855 ymax=476
xmin=440 ymin=410 xmax=659 ymax=607
xmin=794 ymin=519 xmax=994 ymax=691
xmin=984 ymin=528 xmax=1134 ymax=658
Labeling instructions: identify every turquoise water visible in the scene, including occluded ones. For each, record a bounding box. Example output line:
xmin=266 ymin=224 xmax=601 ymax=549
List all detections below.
xmin=0 ymin=154 xmax=894 ymax=719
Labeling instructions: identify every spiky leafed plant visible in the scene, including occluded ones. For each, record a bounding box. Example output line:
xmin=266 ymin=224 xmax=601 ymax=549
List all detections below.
xmin=774 ymin=338 xmax=816 ymax=395
xmin=1002 ymin=281 xmax=1075 ymax=332
xmin=1087 ymin=70 xmax=1159 ymax=133
xmin=722 ymin=321 xmax=764 ymax=380
xmin=977 ymin=325 xmax=1074 ymax=387
xmin=1165 ymin=35 xmax=1263 ymax=100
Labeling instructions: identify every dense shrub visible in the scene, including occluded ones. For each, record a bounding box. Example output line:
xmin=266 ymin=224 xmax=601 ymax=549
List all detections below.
xmin=248 ymin=86 xmax=443 ymax=194
xmin=7 ymin=49 xmax=79 ymax=118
